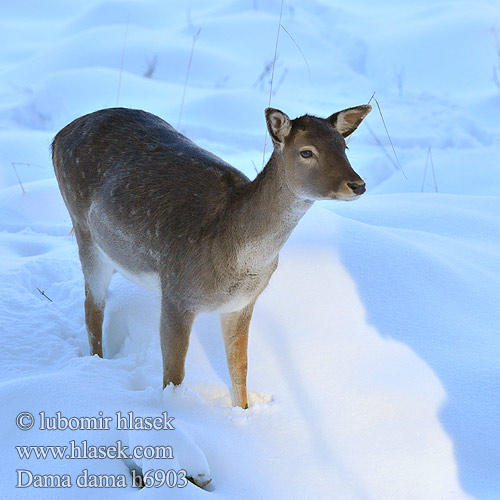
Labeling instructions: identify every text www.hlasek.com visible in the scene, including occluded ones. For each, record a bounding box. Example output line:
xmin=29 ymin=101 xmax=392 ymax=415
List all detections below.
xmin=17 ymin=440 xmax=174 ymax=461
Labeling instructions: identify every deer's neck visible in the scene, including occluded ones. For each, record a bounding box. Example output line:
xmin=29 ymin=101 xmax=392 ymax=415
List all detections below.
xmin=225 ymin=151 xmax=313 ymax=268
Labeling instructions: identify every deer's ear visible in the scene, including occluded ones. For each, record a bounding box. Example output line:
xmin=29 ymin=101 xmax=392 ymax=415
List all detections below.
xmin=327 ymin=104 xmax=371 ymax=138
xmin=265 ymin=108 xmax=292 ymax=144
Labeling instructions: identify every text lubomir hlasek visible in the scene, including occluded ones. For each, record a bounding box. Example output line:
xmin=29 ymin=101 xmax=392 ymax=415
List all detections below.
xmin=37 ymin=411 xmax=175 ymax=431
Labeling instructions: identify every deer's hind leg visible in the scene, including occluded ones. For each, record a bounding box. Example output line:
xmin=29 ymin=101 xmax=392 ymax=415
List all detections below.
xmin=74 ymin=226 xmax=114 ymax=358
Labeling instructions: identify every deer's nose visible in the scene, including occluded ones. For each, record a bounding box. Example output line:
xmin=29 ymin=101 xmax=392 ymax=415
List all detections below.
xmin=347 ymin=182 xmax=366 ymax=195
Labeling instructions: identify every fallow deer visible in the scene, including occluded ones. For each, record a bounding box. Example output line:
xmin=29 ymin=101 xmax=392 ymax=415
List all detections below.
xmin=52 ymin=104 xmax=371 ymax=409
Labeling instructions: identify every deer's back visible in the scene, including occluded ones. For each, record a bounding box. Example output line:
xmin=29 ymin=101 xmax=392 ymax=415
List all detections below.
xmin=52 ymin=108 xmax=251 ymax=297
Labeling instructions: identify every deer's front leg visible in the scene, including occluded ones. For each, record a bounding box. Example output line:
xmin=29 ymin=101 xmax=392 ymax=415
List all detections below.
xmin=220 ymin=302 xmax=255 ymax=409
xmin=160 ymin=297 xmax=195 ymax=388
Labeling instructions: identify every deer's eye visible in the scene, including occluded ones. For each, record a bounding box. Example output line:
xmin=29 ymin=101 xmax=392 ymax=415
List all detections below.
xmin=300 ymin=150 xmax=313 ymax=159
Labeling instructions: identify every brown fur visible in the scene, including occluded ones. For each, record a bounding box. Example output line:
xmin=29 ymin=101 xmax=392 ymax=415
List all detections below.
xmin=220 ymin=301 xmax=255 ymax=408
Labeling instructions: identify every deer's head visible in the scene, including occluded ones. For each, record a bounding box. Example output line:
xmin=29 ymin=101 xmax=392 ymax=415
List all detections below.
xmin=265 ymin=104 xmax=371 ymax=201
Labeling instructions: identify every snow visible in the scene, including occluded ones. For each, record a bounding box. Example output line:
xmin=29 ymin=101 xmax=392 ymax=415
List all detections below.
xmin=1 ymin=0 xmax=499 ymax=499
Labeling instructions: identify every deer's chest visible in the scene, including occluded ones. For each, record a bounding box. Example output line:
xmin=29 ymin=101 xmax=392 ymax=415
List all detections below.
xmin=208 ymin=257 xmax=278 ymax=314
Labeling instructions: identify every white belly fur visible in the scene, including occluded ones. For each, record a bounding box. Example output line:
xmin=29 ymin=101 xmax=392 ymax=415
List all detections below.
xmin=211 ymin=294 xmax=252 ymax=314
xmin=95 ymin=244 xmax=254 ymax=313
xmin=96 ymin=243 xmax=161 ymax=294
